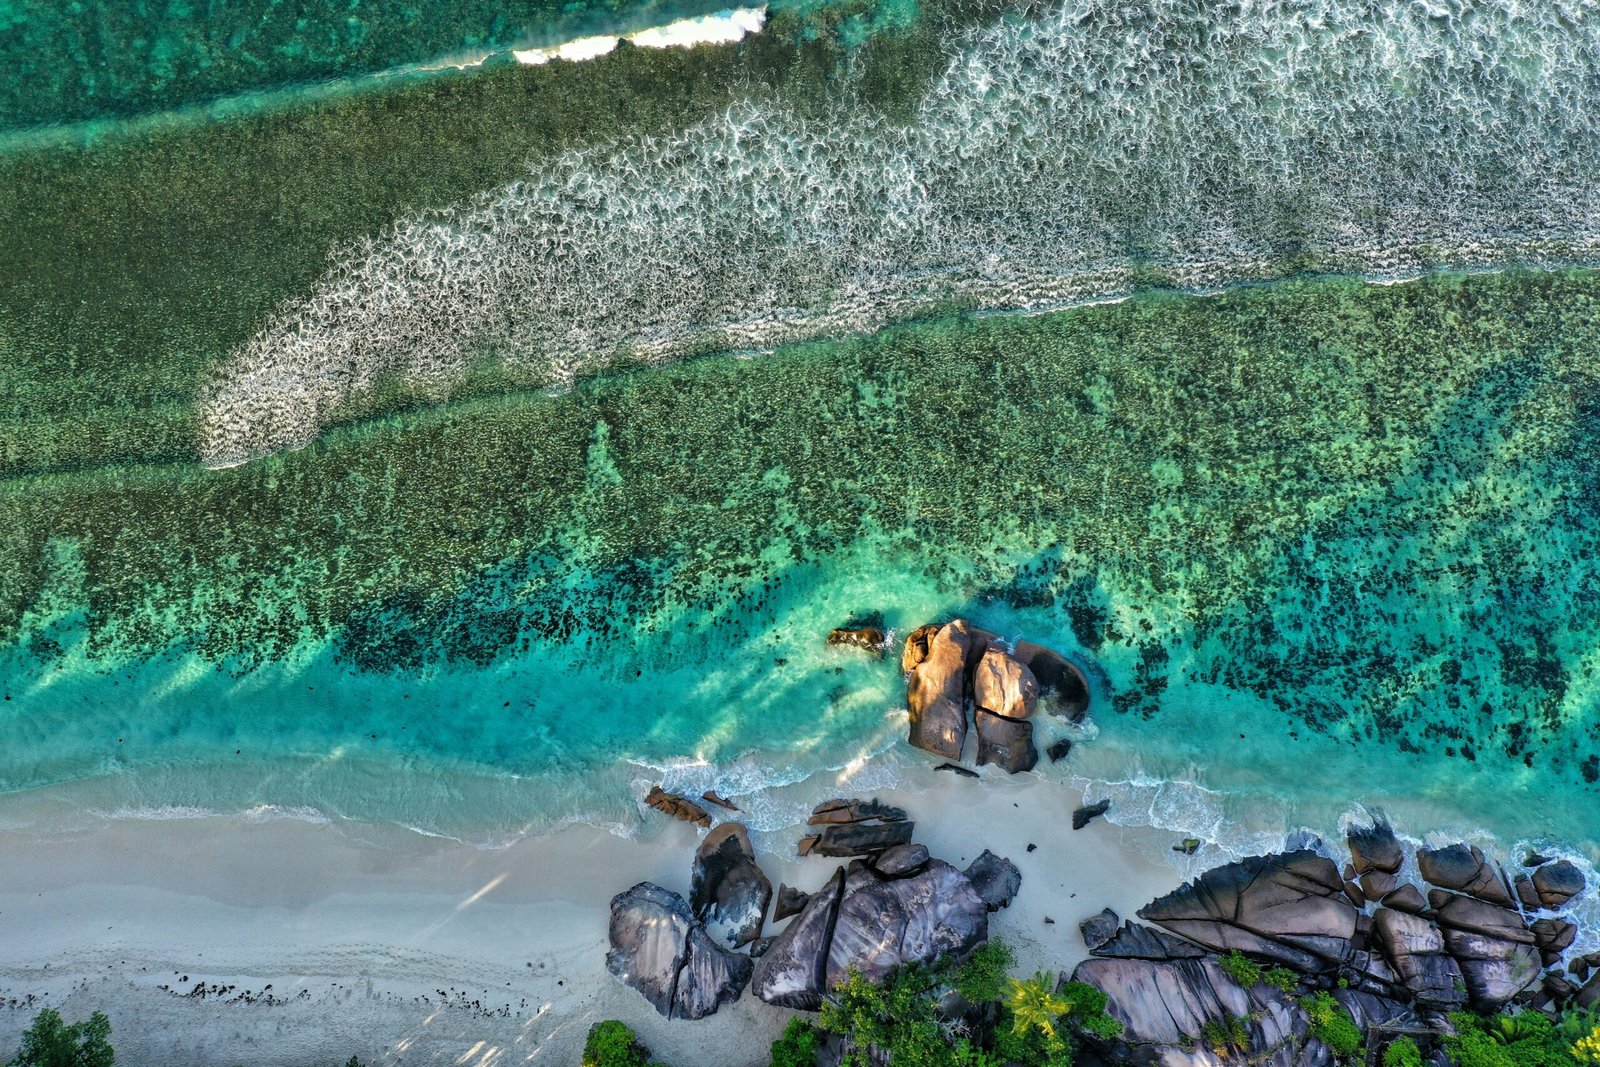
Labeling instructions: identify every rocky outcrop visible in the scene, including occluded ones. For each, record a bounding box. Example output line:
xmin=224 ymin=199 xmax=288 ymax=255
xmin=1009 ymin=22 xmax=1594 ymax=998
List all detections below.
xmin=1347 ymin=821 xmax=1404 ymax=876
xmin=753 ymin=868 xmax=846 ymax=1010
xmin=1073 ymin=956 xmax=1412 ymax=1067
xmin=963 ymin=850 xmax=1021 ymax=911
xmin=607 ymin=882 xmax=752 ymax=1020
xmin=1427 ymin=892 xmax=1539 ymax=1008
xmin=809 ymin=798 xmax=908 ymax=825
xmin=903 ymin=621 xmax=976 ymax=759
xmin=1417 ymin=844 xmax=1514 ymax=908
xmin=645 ymin=786 xmax=712 ymax=828
xmin=1012 ymin=640 xmax=1091 ymax=720
xmin=800 ymin=820 xmax=915 ymax=857
xmin=1138 ymin=851 xmax=1358 ymax=972
xmin=974 ymin=709 xmax=1037 ymax=773
xmin=691 ymin=823 xmax=772 ymax=948
xmin=1533 ymin=860 xmax=1586 ymax=909
xmin=1371 ymin=906 xmax=1467 ymax=1011
xmin=825 ymin=860 xmax=989 ymax=987
xmin=1089 ymin=920 xmax=1209 ymax=961
xmin=753 ymin=848 xmax=1012 ymax=1010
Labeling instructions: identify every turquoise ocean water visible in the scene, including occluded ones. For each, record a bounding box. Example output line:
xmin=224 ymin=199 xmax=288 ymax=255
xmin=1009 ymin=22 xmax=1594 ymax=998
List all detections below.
xmin=5 ymin=0 xmax=1600 ymax=870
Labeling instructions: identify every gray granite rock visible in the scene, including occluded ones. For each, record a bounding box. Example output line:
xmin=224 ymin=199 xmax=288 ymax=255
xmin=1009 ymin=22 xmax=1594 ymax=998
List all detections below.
xmin=1089 ymin=920 xmax=1209 ymax=961
xmin=824 ymin=860 xmax=988 ymax=987
xmin=1138 ymin=850 xmax=1358 ymax=972
xmin=1081 ymin=908 xmax=1120 ymax=952
xmin=963 ymin=850 xmax=1021 ymax=911
xmin=1417 ymin=844 xmax=1514 ymax=907
xmin=1012 ymin=640 xmax=1091 ymax=720
xmin=752 ymin=868 xmax=845 ymax=1010
xmin=675 ymin=923 xmax=754 ymax=1020
xmin=875 ymin=843 xmax=930 ymax=878
xmin=1371 ymin=906 xmax=1467 ymax=1011
xmin=774 ymin=883 xmax=811 ymax=922
xmin=606 ymin=881 xmax=752 ymax=1019
xmin=691 ymin=823 xmax=772 ymax=948
xmin=810 ymin=820 xmax=915 ymax=857
xmin=1533 ymin=860 xmax=1586 ymax=909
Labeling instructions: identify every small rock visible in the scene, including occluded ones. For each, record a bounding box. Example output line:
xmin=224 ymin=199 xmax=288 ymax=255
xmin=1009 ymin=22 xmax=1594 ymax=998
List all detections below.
xmin=774 ymin=884 xmax=811 ymax=922
xmin=1046 ymin=738 xmax=1074 ymax=763
xmin=1081 ymin=908 xmax=1120 ymax=951
xmin=1525 ymin=851 xmax=1552 ymax=868
xmin=1011 ymin=640 xmax=1091 ymax=720
xmin=1360 ymin=870 xmax=1399 ymax=900
xmin=1417 ymin=844 xmax=1514 ymax=907
xmin=701 ymin=790 xmax=739 ymax=812
xmin=974 ymin=709 xmax=1038 ymax=774
xmin=829 ymin=627 xmax=887 ymax=653
xmin=1073 ymin=799 xmax=1111 ymax=830
xmin=935 ymin=762 xmax=979 ymax=779
xmin=1026 ymin=843 xmax=1037 ymax=853
xmin=1173 ymin=838 xmax=1200 ymax=855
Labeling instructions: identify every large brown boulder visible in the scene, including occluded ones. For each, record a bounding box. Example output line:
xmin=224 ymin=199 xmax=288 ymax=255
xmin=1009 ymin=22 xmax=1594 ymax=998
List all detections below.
xmin=1429 ymin=892 xmax=1540 ymax=1009
xmin=1417 ymin=844 xmax=1514 ymax=907
xmin=1137 ymin=851 xmax=1358 ymax=972
xmin=691 ymin=824 xmax=773 ymax=948
xmin=1346 ymin=821 xmax=1404 ymax=875
xmin=973 ymin=645 xmax=1038 ymax=719
xmin=1012 ymin=640 xmax=1090 ymax=720
xmin=904 ymin=621 xmax=976 ymax=759
xmin=1533 ymin=860 xmax=1586 ymax=909
xmin=974 ymin=709 xmax=1037 ymax=773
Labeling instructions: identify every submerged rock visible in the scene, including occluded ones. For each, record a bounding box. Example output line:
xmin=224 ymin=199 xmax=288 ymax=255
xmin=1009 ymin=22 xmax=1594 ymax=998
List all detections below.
xmin=829 ymin=626 xmax=887 ymax=653
xmin=1138 ymin=850 xmax=1357 ymax=972
xmin=974 ymin=709 xmax=1038 ymax=773
xmin=935 ymin=762 xmax=980 ymax=779
xmin=904 ymin=621 xmax=976 ymax=759
xmin=691 ymin=823 xmax=772 ymax=948
xmin=963 ymin=850 xmax=1021 ymax=911
xmin=1047 ymin=738 xmax=1074 ymax=763
xmin=645 ymin=786 xmax=712 ymax=828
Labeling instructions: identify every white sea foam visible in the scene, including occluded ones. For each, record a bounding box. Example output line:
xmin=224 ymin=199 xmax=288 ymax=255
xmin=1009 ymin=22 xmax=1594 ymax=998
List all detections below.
xmin=513 ymin=7 xmax=767 ymax=64
xmin=198 ymin=0 xmax=1600 ymax=467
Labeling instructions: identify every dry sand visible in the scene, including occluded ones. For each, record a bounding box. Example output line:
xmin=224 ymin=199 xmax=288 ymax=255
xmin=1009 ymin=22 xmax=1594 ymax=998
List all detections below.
xmin=0 ymin=765 xmax=1184 ymax=1066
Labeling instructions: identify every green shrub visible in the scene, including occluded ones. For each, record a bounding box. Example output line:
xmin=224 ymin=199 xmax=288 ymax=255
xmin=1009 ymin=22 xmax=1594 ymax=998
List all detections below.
xmin=1059 ymin=981 xmax=1123 ymax=1042
xmin=1219 ymin=951 xmax=1263 ymax=989
xmin=769 ymin=1019 xmax=820 ymax=1067
xmin=582 ymin=1020 xmax=652 ymax=1067
xmin=1200 ymin=1015 xmax=1251 ymax=1057
xmin=1263 ymin=967 xmax=1300 ymax=993
xmin=1302 ymin=992 xmax=1362 ymax=1063
xmin=1443 ymin=1011 xmax=1575 ymax=1067
xmin=1384 ymin=1036 xmax=1423 ymax=1067
xmin=956 ymin=940 xmax=1015 ymax=1005
xmin=6 ymin=1009 xmax=114 ymax=1067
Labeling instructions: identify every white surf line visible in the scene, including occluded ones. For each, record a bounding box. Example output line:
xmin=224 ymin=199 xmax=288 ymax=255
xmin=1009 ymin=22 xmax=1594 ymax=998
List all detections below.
xmin=513 ymin=6 xmax=767 ymax=65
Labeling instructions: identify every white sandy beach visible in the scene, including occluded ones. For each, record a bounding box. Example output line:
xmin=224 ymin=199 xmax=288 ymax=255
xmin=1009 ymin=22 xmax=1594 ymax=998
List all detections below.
xmin=0 ymin=767 xmax=1183 ymax=1066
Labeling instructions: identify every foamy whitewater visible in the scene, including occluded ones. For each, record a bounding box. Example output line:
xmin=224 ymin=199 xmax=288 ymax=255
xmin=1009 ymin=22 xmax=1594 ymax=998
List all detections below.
xmin=200 ymin=0 xmax=1600 ymax=466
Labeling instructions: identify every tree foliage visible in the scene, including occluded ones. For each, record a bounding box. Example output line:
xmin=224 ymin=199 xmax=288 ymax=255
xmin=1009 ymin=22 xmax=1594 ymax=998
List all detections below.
xmin=6 ymin=1010 xmax=114 ymax=1067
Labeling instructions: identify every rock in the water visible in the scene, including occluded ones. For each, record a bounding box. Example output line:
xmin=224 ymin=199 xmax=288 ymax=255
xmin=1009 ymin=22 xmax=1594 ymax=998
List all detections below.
xmin=974 ymin=709 xmax=1038 ymax=773
xmin=1371 ymin=906 xmax=1467 ymax=1011
xmin=824 ymin=860 xmax=988 ymax=987
xmin=973 ymin=644 xmax=1039 ymax=720
xmin=701 ymin=790 xmax=739 ymax=812
xmin=1533 ymin=860 xmax=1586 ymax=908
xmin=963 ymin=850 xmax=1021 ymax=911
xmin=935 ymin=762 xmax=980 ymax=778
xmin=1533 ymin=918 xmax=1577 ymax=955
xmin=607 ymin=882 xmax=695 ymax=1017
xmin=676 ymin=924 xmax=754 ymax=1020
xmin=1073 ymin=799 xmax=1111 ymax=830
xmin=775 ymin=883 xmax=811 ymax=922
xmin=1174 ymin=838 xmax=1201 ymax=855
xmin=1382 ymin=884 xmax=1428 ymax=914
xmin=1347 ymin=821 xmax=1404 ymax=875
xmin=1012 ymin=640 xmax=1091 ymax=720
xmin=753 ymin=868 xmax=845 ymax=1010
xmin=691 ymin=823 xmax=773 ymax=948
xmin=1138 ymin=850 xmax=1358 ymax=972
xmin=645 ymin=786 xmax=712 ymax=828
xmin=900 ymin=623 xmax=940 ymax=673
xmin=1047 ymin=738 xmax=1074 ymax=763
xmin=1081 ymin=908 xmax=1120 ymax=952
xmin=1417 ymin=844 xmax=1513 ymax=907
xmin=1515 ymin=873 xmax=1541 ymax=910
xmin=606 ymin=882 xmax=752 ymax=1020
xmin=875 ymin=843 xmax=930 ymax=878
xmin=829 ymin=627 xmax=886 ymax=652
xmin=904 ymin=621 xmax=975 ymax=759
xmin=809 ymin=798 xmax=909 ymax=825
xmin=811 ymin=820 xmax=915 ymax=857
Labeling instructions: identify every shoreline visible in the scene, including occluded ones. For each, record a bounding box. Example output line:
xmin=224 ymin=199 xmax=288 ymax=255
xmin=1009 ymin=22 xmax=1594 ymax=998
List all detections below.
xmin=0 ymin=767 xmax=1180 ymax=1066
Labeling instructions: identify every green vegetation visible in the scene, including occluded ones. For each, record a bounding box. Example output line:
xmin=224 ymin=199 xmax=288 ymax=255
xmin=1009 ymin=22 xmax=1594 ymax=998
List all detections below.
xmin=1219 ymin=951 xmax=1262 ymax=989
xmin=583 ymin=1020 xmax=661 ymax=1067
xmin=5 ymin=1010 xmax=114 ymax=1067
xmin=1200 ymin=1015 xmax=1251 ymax=1057
xmin=1384 ymin=1036 xmax=1424 ymax=1067
xmin=1443 ymin=1011 xmax=1581 ymax=1067
xmin=1263 ymin=967 xmax=1301 ymax=994
xmin=1302 ymin=992 xmax=1363 ymax=1063
xmin=955 ymin=940 xmax=1015 ymax=1005
xmin=768 ymin=1019 xmax=822 ymax=1067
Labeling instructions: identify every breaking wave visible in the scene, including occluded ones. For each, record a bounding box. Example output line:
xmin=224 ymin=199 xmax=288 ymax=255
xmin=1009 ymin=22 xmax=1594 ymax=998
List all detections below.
xmin=199 ymin=0 xmax=1600 ymax=466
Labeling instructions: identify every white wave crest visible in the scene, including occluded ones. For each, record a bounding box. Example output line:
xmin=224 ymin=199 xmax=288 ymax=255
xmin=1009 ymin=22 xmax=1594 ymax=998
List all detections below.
xmin=199 ymin=0 xmax=1600 ymax=466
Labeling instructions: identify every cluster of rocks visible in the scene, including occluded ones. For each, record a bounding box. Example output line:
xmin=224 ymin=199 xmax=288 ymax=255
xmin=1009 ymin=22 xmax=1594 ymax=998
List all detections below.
xmin=609 ymin=797 xmax=1020 ymax=1023
xmin=899 ymin=618 xmax=1089 ymax=774
xmin=1069 ymin=823 xmax=1590 ymax=1067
